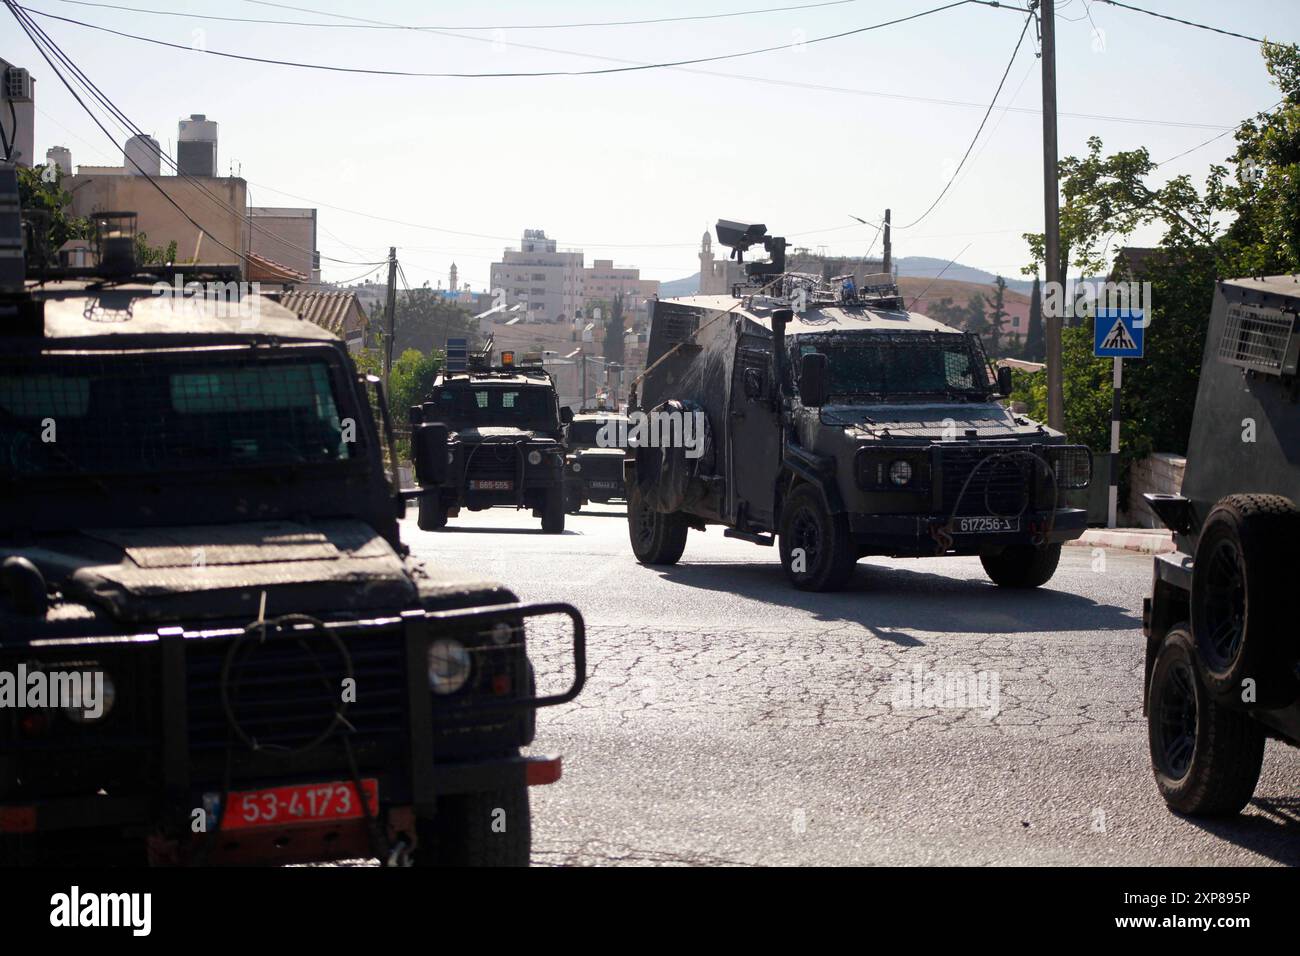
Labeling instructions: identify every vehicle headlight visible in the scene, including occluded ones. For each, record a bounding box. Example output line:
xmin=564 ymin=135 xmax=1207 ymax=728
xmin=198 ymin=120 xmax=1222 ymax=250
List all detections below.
xmin=571 ymin=461 xmax=582 ymax=474
xmin=62 ymin=671 xmax=115 ymax=724
xmin=888 ymin=459 xmax=913 ymax=486
xmin=1050 ymin=446 xmax=1092 ymax=489
xmin=427 ymin=639 xmax=471 ymax=695
xmin=527 ymin=450 xmax=542 ymax=466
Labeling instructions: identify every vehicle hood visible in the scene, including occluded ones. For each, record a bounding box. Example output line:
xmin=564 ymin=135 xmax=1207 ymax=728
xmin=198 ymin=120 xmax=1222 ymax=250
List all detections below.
xmin=8 ymin=520 xmax=418 ymax=626
xmin=822 ymin=402 xmax=1054 ymax=441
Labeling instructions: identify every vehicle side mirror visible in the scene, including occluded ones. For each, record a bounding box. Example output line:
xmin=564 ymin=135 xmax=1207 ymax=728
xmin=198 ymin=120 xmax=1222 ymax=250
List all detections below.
xmin=412 ymin=422 xmax=449 ymax=485
xmin=798 ymin=352 xmax=829 ymax=407
xmin=409 ymin=405 xmax=424 ymax=425
xmin=742 ymin=366 xmax=766 ymax=400
xmin=996 ymin=365 xmax=1013 ymax=397
xmin=560 ymin=406 xmax=574 ymax=424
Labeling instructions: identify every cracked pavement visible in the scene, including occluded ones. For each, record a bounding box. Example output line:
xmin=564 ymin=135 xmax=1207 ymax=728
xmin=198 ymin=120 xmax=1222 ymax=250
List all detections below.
xmin=404 ymin=503 xmax=1300 ymax=867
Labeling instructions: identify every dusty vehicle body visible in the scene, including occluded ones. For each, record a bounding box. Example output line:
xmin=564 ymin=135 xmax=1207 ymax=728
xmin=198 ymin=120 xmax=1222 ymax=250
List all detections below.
xmin=563 ymin=410 xmax=630 ymax=513
xmin=626 ymin=223 xmax=1091 ymax=591
xmin=410 ymin=360 xmax=570 ymax=533
xmin=1142 ymin=276 xmax=1300 ymax=815
xmin=0 ymin=271 xmax=584 ymax=866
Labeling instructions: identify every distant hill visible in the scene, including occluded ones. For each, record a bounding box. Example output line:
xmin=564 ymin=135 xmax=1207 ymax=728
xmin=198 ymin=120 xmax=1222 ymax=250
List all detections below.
xmin=659 ymin=274 xmax=699 ymax=298
xmin=895 ymin=257 xmax=1034 ymax=295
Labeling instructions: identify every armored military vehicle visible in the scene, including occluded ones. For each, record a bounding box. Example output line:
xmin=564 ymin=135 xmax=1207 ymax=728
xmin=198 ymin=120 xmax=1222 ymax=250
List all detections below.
xmin=563 ymin=407 xmax=631 ymax=513
xmin=626 ymin=220 xmax=1092 ymax=591
xmin=1142 ymin=276 xmax=1300 ymax=816
xmin=0 ymin=176 xmax=584 ymax=866
xmin=409 ymin=347 xmax=570 ymax=533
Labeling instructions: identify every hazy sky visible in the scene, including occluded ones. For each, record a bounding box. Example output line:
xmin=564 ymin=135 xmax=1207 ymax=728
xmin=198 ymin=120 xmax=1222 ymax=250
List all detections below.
xmin=12 ymin=0 xmax=1300 ymax=288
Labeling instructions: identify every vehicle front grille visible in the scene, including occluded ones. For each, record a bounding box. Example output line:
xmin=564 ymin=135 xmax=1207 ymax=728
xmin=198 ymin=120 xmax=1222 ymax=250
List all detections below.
xmin=940 ymin=449 xmax=1034 ymax=516
xmin=578 ymin=455 xmax=624 ymax=483
xmin=185 ymin=625 xmax=407 ymax=754
xmin=465 ymin=443 xmax=521 ymax=483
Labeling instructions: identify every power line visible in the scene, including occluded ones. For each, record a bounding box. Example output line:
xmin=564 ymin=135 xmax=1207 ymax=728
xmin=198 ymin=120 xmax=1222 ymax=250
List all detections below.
xmin=27 ymin=4 xmax=1233 ymax=131
xmin=1093 ymin=0 xmax=1268 ymax=45
xmin=15 ymin=7 xmax=387 ymax=267
xmin=19 ymin=1 xmax=993 ymax=79
xmin=56 ymin=0 xmax=866 ymax=31
xmin=4 ymin=2 xmax=257 ymax=265
xmin=1155 ymin=99 xmax=1285 ymax=167
xmin=896 ymin=11 xmax=1035 ymax=230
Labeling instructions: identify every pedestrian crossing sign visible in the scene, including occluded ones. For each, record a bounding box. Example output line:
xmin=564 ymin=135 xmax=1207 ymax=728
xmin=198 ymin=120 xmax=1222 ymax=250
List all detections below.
xmin=1094 ymin=308 xmax=1144 ymax=358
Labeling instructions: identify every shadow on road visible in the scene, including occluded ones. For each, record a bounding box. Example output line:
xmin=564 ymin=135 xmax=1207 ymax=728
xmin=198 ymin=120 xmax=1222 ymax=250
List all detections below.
xmin=436 ymin=525 xmax=581 ymax=536
xmin=654 ymin=559 xmax=1139 ymax=636
xmin=1185 ymin=797 xmax=1300 ymax=866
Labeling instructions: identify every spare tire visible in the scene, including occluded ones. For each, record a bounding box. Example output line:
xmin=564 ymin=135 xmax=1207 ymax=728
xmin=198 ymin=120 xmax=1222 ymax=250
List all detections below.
xmin=1190 ymin=494 xmax=1300 ymax=707
xmin=632 ymin=399 xmax=711 ymax=514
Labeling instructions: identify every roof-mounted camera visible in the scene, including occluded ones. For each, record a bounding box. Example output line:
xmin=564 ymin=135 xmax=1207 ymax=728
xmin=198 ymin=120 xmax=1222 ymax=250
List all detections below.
xmin=715 ymin=218 xmax=786 ymax=282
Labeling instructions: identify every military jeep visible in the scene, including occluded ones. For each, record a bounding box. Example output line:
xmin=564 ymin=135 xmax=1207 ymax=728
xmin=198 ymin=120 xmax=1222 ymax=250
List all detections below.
xmin=626 ymin=221 xmax=1092 ymax=591
xmin=1142 ymin=276 xmax=1300 ymax=816
xmin=0 ymin=179 xmax=584 ymax=866
xmin=563 ymin=408 xmax=630 ymax=514
xmin=409 ymin=351 xmax=570 ymax=533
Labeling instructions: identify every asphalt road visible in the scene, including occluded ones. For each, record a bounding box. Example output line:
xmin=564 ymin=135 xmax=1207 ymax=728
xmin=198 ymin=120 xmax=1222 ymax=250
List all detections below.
xmin=403 ymin=503 xmax=1300 ymax=867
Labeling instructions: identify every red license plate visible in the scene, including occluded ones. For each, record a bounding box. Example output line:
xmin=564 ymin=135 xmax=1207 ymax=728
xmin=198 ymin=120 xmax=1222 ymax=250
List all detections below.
xmin=470 ymin=479 xmax=513 ymax=490
xmin=218 ymin=779 xmax=379 ymax=830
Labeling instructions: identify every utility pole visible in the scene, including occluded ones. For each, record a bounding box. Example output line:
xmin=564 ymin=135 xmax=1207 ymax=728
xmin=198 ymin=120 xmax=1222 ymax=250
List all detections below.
xmin=382 ymin=246 xmax=397 ymax=387
xmin=881 ymin=208 xmax=891 ymax=278
xmin=1037 ymin=0 xmax=1064 ymax=431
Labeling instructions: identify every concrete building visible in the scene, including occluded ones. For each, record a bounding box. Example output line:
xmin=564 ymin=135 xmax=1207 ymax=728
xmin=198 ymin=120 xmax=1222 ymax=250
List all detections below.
xmin=489 ymin=229 xmax=584 ymax=324
xmin=582 ymin=259 xmax=659 ymax=326
xmin=66 ymin=171 xmax=248 ymax=267
xmin=1 ymin=59 xmax=36 ymax=168
xmin=45 ymin=146 xmax=72 ymax=177
xmin=249 ymin=207 xmax=319 ymax=284
xmin=697 ymin=230 xmax=745 ymax=295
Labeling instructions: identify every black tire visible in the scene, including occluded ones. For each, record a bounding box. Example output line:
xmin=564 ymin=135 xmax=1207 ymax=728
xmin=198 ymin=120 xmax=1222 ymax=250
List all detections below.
xmin=628 ymin=482 xmax=688 ymax=565
xmin=417 ymin=493 xmax=447 ymax=531
xmin=564 ymin=485 xmax=583 ymax=515
xmin=980 ymin=542 xmax=1061 ymax=588
xmin=778 ymin=484 xmax=856 ymax=592
xmin=1190 ymin=494 xmax=1300 ymax=707
xmin=541 ymin=488 xmax=566 ymax=533
xmin=416 ymin=784 xmax=530 ymax=867
xmin=1147 ymin=626 xmax=1265 ymax=816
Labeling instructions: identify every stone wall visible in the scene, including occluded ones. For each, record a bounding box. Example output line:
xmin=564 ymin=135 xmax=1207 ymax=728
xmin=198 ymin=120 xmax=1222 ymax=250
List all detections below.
xmin=1127 ymin=452 xmax=1187 ymax=528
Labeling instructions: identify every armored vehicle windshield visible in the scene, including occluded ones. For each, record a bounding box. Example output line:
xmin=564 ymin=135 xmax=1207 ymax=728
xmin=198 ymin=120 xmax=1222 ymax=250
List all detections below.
xmin=0 ymin=352 xmax=352 ymax=482
xmin=798 ymin=333 xmax=994 ymax=401
xmin=429 ymin=381 xmax=559 ymax=432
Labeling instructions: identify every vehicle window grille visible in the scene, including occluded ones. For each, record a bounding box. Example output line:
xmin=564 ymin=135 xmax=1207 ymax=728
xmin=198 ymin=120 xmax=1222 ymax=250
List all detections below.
xmin=0 ymin=352 xmax=358 ymax=477
xmin=1217 ymin=305 xmax=1298 ymax=376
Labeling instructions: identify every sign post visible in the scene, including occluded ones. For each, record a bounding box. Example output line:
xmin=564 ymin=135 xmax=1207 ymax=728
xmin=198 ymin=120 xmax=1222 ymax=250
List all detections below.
xmin=1093 ymin=308 xmax=1145 ymax=528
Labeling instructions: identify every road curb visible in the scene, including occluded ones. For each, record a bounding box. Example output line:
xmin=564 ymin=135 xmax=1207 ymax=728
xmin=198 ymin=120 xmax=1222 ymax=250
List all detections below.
xmin=1066 ymin=528 xmax=1175 ymax=554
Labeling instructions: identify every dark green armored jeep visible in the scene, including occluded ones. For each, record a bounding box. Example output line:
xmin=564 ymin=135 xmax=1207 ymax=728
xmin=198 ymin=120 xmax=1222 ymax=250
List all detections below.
xmin=0 ymin=184 xmax=584 ymax=866
xmin=1143 ymin=276 xmax=1300 ymax=816
xmin=563 ymin=409 xmax=630 ymax=514
xmin=410 ymin=352 xmax=571 ymax=534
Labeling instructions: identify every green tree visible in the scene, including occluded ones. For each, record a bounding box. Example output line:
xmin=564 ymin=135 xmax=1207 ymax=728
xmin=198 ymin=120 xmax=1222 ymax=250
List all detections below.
xmin=603 ymin=292 xmax=626 ymax=366
xmin=16 ymin=164 xmax=89 ymax=266
xmin=385 ymin=283 xmax=480 ymax=357
xmin=1019 ymin=40 xmax=1300 ymax=469
xmin=983 ymin=275 xmax=1008 ymax=357
xmin=1022 ymin=276 xmax=1044 ymax=362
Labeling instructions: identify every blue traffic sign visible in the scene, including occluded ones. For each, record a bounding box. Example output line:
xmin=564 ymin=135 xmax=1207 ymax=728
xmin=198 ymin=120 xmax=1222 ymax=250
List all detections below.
xmin=1094 ymin=308 xmax=1144 ymax=358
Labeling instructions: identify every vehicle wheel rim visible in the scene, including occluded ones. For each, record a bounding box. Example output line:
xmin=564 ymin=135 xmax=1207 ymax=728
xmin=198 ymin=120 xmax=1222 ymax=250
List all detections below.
xmin=1155 ymin=658 xmax=1198 ymax=780
xmin=1202 ymin=539 xmax=1246 ymax=669
xmin=791 ymin=506 xmax=822 ymax=573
